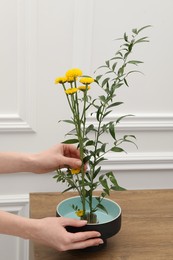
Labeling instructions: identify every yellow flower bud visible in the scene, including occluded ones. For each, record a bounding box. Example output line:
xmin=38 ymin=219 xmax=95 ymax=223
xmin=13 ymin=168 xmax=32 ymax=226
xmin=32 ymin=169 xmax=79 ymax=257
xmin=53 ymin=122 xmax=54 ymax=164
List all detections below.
xmin=70 ymin=168 xmax=81 ymax=174
xmin=76 ymin=209 xmax=84 ymax=217
xmin=65 ymin=88 xmax=78 ymax=95
xmin=66 ymin=68 xmax=83 ymax=79
xmin=78 ymin=85 xmax=91 ymax=91
xmin=54 ymin=76 xmax=67 ymax=84
xmin=79 ymin=77 xmax=94 ymax=84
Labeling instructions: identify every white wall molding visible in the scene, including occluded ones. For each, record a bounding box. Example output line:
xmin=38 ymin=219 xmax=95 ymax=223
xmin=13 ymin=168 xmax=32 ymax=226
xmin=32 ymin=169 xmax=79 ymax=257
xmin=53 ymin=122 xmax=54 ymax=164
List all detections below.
xmin=101 ymin=152 xmax=173 ymax=171
xmin=0 ymin=194 xmax=29 ymax=260
xmin=0 ymin=193 xmax=29 ymax=211
xmin=0 ymin=0 xmax=38 ymax=133
xmin=87 ymin=113 xmax=173 ymax=131
xmin=0 ymin=114 xmax=35 ymax=133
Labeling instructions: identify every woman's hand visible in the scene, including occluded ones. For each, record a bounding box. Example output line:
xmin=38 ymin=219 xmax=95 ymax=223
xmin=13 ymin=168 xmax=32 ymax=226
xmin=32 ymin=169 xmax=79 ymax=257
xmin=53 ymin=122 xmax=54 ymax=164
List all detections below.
xmin=28 ymin=217 xmax=103 ymax=251
xmin=31 ymin=144 xmax=82 ymax=173
xmin=0 ymin=211 xmax=103 ymax=251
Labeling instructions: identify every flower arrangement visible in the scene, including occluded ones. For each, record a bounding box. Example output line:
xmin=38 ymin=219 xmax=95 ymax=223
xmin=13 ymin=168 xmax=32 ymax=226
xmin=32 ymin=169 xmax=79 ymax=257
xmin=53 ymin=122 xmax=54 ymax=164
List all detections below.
xmin=54 ymin=26 xmax=150 ymax=223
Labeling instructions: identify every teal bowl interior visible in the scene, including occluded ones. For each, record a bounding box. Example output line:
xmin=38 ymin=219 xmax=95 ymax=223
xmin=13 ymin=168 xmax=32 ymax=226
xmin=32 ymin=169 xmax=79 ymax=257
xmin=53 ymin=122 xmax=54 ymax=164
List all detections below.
xmin=57 ymin=196 xmax=121 ymax=224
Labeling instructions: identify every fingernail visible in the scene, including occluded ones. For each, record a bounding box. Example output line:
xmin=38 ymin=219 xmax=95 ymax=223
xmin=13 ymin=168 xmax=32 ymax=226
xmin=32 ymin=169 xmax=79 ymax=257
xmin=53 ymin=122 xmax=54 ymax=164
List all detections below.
xmin=81 ymin=220 xmax=87 ymax=224
xmin=96 ymin=240 xmax=104 ymax=246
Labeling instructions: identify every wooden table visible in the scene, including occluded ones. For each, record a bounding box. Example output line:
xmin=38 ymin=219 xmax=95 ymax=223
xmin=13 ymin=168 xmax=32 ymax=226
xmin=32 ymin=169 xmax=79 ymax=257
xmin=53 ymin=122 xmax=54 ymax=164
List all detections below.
xmin=30 ymin=190 xmax=173 ymax=260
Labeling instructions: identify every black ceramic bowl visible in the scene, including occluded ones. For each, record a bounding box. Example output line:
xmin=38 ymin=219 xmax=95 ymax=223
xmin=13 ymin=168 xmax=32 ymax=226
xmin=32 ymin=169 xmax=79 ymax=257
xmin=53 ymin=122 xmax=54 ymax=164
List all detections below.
xmin=56 ymin=196 xmax=121 ymax=248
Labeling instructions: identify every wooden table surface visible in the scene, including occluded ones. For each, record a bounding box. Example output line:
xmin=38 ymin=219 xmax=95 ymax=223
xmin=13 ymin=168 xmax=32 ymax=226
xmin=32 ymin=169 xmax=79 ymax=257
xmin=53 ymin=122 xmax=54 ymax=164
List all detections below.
xmin=30 ymin=190 xmax=173 ymax=260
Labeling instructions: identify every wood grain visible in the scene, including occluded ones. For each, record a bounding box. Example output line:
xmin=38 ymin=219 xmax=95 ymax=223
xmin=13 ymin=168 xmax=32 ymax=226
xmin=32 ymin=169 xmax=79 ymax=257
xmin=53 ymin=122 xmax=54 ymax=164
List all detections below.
xmin=30 ymin=190 xmax=173 ymax=260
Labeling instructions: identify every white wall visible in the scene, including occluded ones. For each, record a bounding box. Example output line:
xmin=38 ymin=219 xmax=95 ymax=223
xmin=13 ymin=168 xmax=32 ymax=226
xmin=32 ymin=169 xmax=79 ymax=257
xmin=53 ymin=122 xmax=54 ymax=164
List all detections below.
xmin=0 ymin=0 xmax=173 ymax=258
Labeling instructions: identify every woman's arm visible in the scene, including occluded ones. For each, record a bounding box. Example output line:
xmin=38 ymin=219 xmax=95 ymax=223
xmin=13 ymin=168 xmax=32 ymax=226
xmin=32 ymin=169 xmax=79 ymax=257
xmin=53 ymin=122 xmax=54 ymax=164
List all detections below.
xmin=0 ymin=144 xmax=82 ymax=174
xmin=0 ymin=211 xmax=103 ymax=251
xmin=0 ymin=144 xmax=103 ymax=251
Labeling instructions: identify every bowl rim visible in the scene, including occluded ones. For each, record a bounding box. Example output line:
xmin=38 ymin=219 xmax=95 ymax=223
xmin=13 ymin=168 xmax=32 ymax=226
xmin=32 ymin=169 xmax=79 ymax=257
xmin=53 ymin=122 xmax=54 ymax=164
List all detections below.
xmin=56 ymin=195 xmax=122 ymax=225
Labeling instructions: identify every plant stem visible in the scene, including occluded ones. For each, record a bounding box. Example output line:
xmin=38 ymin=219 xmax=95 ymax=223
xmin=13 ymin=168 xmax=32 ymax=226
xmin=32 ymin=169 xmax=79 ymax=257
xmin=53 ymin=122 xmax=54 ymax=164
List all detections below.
xmin=74 ymin=79 xmax=86 ymax=215
xmin=89 ymin=102 xmax=106 ymax=213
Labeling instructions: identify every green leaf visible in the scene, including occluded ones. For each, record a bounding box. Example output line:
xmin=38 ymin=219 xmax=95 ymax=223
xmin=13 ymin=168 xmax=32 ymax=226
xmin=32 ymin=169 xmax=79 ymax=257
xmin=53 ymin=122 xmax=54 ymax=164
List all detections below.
xmin=112 ymin=62 xmax=117 ymax=71
xmin=118 ymin=67 xmax=125 ymax=76
xmin=124 ymin=134 xmax=136 ymax=140
xmin=126 ymin=70 xmax=143 ymax=76
xmin=124 ymin=78 xmax=129 ymax=87
xmin=99 ymin=95 xmax=106 ymax=102
xmin=116 ymin=114 xmax=134 ymax=124
xmin=85 ymin=171 xmax=91 ymax=181
xmin=137 ymin=25 xmax=152 ymax=34
xmin=100 ymin=143 xmax=107 ymax=153
xmin=99 ymin=178 xmax=110 ymax=194
xmin=107 ymin=102 xmax=123 ymax=109
xmin=66 ymin=179 xmax=77 ymax=188
xmin=62 ymin=139 xmax=79 ymax=144
xmin=122 ymin=43 xmax=129 ymax=48
xmin=96 ymin=106 xmax=102 ymax=121
xmin=105 ymin=71 xmax=113 ymax=75
xmin=106 ymin=172 xmax=116 ymax=184
xmin=62 ymin=119 xmax=74 ymax=124
xmin=62 ymin=186 xmax=74 ymax=193
xmin=103 ymin=110 xmax=112 ymax=119
xmin=86 ymin=140 xmax=95 ymax=146
xmin=132 ymin=28 xmax=138 ymax=34
xmin=123 ymin=135 xmax=138 ymax=148
xmin=123 ymin=32 xmax=128 ymax=42
xmin=134 ymin=37 xmax=149 ymax=44
xmin=96 ymin=203 xmax=108 ymax=214
xmin=72 ymin=204 xmax=79 ymax=211
xmin=128 ymin=60 xmax=143 ymax=65
xmin=95 ymin=75 xmax=102 ymax=82
xmin=95 ymin=65 xmax=108 ymax=72
xmin=112 ymin=82 xmax=123 ymax=90
xmin=109 ymin=123 xmax=116 ymax=140
xmin=95 ymin=157 xmax=107 ymax=166
xmin=111 ymin=185 xmax=126 ymax=191
xmin=111 ymin=147 xmax=124 ymax=152
xmin=123 ymin=139 xmax=138 ymax=149
xmin=128 ymin=43 xmax=133 ymax=52
xmin=102 ymin=77 xmax=110 ymax=87
xmin=105 ymin=60 xmax=110 ymax=67
xmin=83 ymin=155 xmax=90 ymax=164
xmin=93 ymin=166 xmax=101 ymax=178
xmin=106 ymin=172 xmax=126 ymax=191
xmin=85 ymin=124 xmax=96 ymax=135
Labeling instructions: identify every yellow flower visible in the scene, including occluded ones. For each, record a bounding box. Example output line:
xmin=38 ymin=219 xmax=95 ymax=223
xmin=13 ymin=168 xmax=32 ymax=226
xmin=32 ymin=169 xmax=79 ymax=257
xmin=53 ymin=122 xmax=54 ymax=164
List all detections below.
xmin=66 ymin=76 xmax=75 ymax=82
xmin=78 ymin=85 xmax=91 ymax=91
xmin=66 ymin=68 xmax=83 ymax=82
xmin=65 ymin=88 xmax=78 ymax=95
xmin=76 ymin=209 xmax=84 ymax=217
xmin=79 ymin=77 xmax=94 ymax=84
xmin=54 ymin=76 xmax=67 ymax=84
xmin=70 ymin=168 xmax=81 ymax=174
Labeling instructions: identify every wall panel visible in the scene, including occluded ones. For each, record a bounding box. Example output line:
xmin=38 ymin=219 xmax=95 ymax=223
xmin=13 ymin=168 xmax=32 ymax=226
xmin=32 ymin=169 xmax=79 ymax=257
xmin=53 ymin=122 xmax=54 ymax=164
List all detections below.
xmin=0 ymin=194 xmax=29 ymax=260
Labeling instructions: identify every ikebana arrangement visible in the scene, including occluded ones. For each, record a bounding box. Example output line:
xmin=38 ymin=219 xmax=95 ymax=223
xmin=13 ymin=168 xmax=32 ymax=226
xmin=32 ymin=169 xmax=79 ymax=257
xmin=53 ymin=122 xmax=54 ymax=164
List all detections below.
xmin=54 ymin=26 xmax=150 ymax=240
